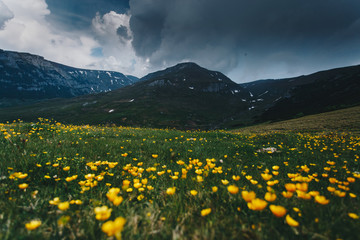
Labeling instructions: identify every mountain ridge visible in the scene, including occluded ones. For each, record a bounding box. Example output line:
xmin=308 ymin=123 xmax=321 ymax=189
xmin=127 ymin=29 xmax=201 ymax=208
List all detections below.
xmin=1 ymin=49 xmax=359 ymax=129
xmin=0 ymin=49 xmax=139 ymax=107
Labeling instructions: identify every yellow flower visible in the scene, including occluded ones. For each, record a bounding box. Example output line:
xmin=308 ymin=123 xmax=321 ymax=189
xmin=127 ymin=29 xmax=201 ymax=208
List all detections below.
xmin=63 ymin=166 xmax=70 ymax=171
xmin=264 ymin=192 xmax=277 ymax=202
xmin=212 ymin=186 xmax=218 ymax=193
xmin=232 ymin=175 xmax=241 ymax=181
xmin=247 ymin=198 xmax=267 ymax=211
xmin=58 ymin=201 xmax=70 ymax=211
xmin=102 ymin=217 xmax=126 ymax=239
xmin=261 ymin=173 xmax=273 ymax=181
xmin=190 ymin=190 xmax=198 ymax=196
xmin=284 ymin=183 xmax=296 ymax=192
xmin=314 ymin=195 xmax=330 ymax=205
xmin=49 ymin=197 xmax=60 ymax=205
xmin=18 ymin=173 xmax=28 ymax=179
xmin=349 ymin=193 xmax=357 ymax=198
xmin=201 ymin=208 xmax=212 ymax=216
xmin=250 ymin=179 xmax=258 ymax=185
xmin=241 ymin=191 xmax=256 ymax=202
xmin=269 ymin=205 xmax=287 ymax=217
xmin=272 ymin=165 xmax=279 ymax=171
xmin=113 ymin=196 xmax=124 ymax=206
xmin=221 ymin=179 xmax=229 ymax=185
xmin=286 ymin=214 xmax=299 ymax=227
xmin=227 ymin=185 xmax=239 ymax=194
xmin=107 ymin=188 xmax=121 ymax=201
xmin=94 ymin=206 xmax=112 ymax=221
xmin=18 ymin=183 xmax=29 ymax=189
xmin=347 ymin=177 xmax=355 ymax=183
xmin=348 ymin=213 xmax=359 ymax=219
xmin=295 ymin=182 xmax=308 ymax=192
xmin=25 ymin=220 xmax=41 ymax=230
xmin=152 ymin=154 xmax=158 ymax=158
xmin=282 ymin=191 xmax=293 ymax=198
xmin=166 ymin=187 xmax=176 ymax=195
xmin=297 ymin=191 xmax=312 ymax=200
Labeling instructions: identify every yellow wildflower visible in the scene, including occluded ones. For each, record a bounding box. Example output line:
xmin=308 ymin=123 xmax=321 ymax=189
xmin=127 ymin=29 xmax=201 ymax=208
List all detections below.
xmin=190 ymin=190 xmax=198 ymax=196
xmin=227 ymin=185 xmax=239 ymax=194
xmin=166 ymin=187 xmax=176 ymax=195
xmin=201 ymin=208 xmax=212 ymax=216
xmin=94 ymin=206 xmax=112 ymax=221
xmin=269 ymin=205 xmax=287 ymax=217
xmin=284 ymin=183 xmax=296 ymax=192
xmin=314 ymin=195 xmax=330 ymax=205
xmin=221 ymin=179 xmax=229 ymax=185
xmin=348 ymin=213 xmax=359 ymax=219
xmin=58 ymin=201 xmax=70 ymax=211
xmin=247 ymin=198 xmax=267 ymax=211
xmin=286 ymin=214 xmax=299 ymax=227
xmin=241 ymin=191 xmax=256 ymax=202
xmin=264 ymin=192 xmax=277 ymax=202
xmin=102 ymin=217 xmax=126 ymax=239
xmin=18 ymin=183 xmax=29 ymax=189
xmin=25 ymin=220 xmax=41 ymax=230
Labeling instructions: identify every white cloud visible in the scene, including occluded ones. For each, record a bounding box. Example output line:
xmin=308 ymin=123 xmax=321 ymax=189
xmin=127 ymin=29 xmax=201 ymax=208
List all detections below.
xmin=0 ymin=0 xmax=14 ymax=29
xmin=0 ymin=0 xmax=99 ymax=69
xmin=0 ymin=0 xmax=150 ymax=77
xmin=90 ymin=11 xmax=151 ymax=77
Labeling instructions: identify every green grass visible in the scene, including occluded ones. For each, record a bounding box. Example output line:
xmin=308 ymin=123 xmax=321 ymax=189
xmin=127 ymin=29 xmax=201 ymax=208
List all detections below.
xmin=1 ymin=118 xmax=360 ymax=239
xmin=235 ymin=105 xmax=360 ymax=134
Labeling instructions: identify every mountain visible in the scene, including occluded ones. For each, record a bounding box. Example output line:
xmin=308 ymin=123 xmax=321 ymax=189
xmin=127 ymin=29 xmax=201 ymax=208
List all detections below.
xmin=241 ymin=65 xmax=360 ymax=122
xmin=0 ymin=61 xmax=359 ymax=130
xmin=0 ymin=49 xmax=139 ymax=108
xmin=0 ymin=62 xmax=254 ymax=129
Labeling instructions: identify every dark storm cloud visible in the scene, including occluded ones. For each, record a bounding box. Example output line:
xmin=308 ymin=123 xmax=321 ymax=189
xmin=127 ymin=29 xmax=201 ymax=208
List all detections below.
xmin=117 ymin=26 xmax=131 ymax=40
xmin=46 ymin=0 xmax=130 ymax=30
xmin=129 ymin=0 xmax=360 ymax=82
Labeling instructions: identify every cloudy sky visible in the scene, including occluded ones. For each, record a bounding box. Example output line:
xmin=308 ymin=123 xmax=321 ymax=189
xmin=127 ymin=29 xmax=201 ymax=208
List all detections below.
xmin=0 ymin=0 xmax=359 ymax=83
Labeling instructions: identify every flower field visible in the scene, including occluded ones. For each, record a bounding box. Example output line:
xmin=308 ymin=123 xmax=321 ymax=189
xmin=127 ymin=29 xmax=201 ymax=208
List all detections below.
xmin=1 ymin=119 xmax=359 ymax=239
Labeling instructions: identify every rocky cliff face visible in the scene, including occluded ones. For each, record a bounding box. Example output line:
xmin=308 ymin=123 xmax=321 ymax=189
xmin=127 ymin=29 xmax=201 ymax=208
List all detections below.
xmin=0 ymin=49 xmax=138 ymax=107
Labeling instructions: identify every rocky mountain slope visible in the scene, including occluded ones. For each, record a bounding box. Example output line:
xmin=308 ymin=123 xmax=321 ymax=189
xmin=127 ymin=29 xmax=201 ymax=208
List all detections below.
xmin=0 ymin=49 xmax=138 ymax=107
xmin=1 ymin=53 xmax=359 ymax=129
xmin=242 ymin=65 xmax=360 ymax=122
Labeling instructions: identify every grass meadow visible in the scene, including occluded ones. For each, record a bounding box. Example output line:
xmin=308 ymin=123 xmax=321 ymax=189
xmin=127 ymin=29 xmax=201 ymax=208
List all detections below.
xmin=1 ymin=118 xmax=359 ymax=239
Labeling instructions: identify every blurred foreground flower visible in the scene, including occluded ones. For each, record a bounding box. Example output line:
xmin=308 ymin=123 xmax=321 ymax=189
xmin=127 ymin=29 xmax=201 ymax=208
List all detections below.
xmin=242 ymin=191 xmax=256 ymax=202
xmin=227 ymin=185 xmax=239 ymax=194
xmin=269 ymin=205 xmax=287 ymax=217
xmin=102 ymin=217 xmax=126 ymax=240
xmin=247 ymin=198 xmax=267 ymax=211
xmin=201 ymin=208 xmax=212 ymax=216
xmin=348 ymin=213 xmax=359 ymax=219
xmin=94 ymin=206 xmax=112 ymax=221
xmin=58 ymin=201 xmax=70 ymax=211
xmin=286 ymin=214 xmax=299 ymax=227
xmin=18 ymin=183 xmax=29 ymax=189
xmin=166 ymin=187 xmax=176 ymax=195
xmin=25 ymin=220 xmax=41 ymax=230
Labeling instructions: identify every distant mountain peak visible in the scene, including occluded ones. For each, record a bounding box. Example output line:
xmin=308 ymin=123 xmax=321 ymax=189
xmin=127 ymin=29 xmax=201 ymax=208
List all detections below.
xmin=135 ymin=62 xmax=248 ymax=97
xmin=0 ymin=49 xmax=139 ymax=108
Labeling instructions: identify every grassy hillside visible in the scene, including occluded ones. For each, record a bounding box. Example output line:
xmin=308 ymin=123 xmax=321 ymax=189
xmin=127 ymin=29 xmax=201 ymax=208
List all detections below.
xmin=1 ymin=119 xmax=359 ymax=239
xmin=235 ymin=105 xmax=360 ymax=134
